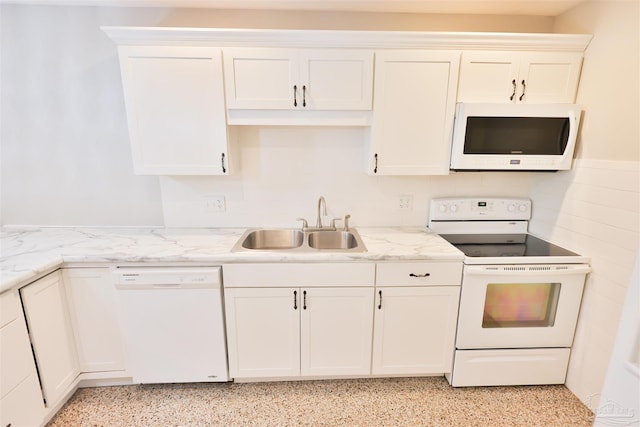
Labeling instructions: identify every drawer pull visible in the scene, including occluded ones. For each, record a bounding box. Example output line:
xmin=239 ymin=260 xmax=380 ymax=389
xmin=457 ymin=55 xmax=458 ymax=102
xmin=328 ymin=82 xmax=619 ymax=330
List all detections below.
xmin=293 ymin=290 xmax=298 ymax=310
xmin=378 ymin=290 xmax=382 ymax=310
xmin=303 ymin=290 xmax=307 ymax=310
xmin=409 ymin=273 xmax=431 ymax=278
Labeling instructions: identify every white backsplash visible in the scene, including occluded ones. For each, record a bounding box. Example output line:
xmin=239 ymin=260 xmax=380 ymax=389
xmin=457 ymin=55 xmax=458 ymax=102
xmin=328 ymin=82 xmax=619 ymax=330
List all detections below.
xmin=160 ymin=126 xmax=534 ymax=228
xmin=529 ymin=159 xmax=640 ymax=407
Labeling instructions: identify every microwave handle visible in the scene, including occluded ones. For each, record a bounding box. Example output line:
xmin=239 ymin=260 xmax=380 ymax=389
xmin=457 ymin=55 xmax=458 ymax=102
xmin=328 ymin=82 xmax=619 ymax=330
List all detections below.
xmin=560 ymin=110 xmax=580 ymax=165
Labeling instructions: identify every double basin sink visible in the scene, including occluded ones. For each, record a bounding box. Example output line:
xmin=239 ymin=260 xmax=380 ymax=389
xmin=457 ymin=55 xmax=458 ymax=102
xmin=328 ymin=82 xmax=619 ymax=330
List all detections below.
xmin=231 ymin=228 xmax=367 ymax=253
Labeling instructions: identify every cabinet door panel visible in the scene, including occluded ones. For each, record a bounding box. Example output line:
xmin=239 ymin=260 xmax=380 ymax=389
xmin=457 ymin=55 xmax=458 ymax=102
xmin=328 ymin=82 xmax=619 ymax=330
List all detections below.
xmin=301 ymin=287 xmax=374 ymax=376
xmin=225 ymin=287 xmax=300 ymax=378
xmin=64 ymin=268 xmax=125 ymax=373
xmin=20 ymin=271 xmax=79 ymax=407
xmin=301 ymin=50 xmax=373 ymax=110
xmin=370 ymin=50 xmax=460 ymax=175
xmin=224 ymin=48 xmax=298 ymax=109
xmin=519 ymin=52 xmax=583 ymax=103
xmin=372 ymin=286 xmax=460 ymax=375
xmin=457 ymin=51 xmax=519 ymax=103
xmin=119 ymin=46 xmax=228 ymax=175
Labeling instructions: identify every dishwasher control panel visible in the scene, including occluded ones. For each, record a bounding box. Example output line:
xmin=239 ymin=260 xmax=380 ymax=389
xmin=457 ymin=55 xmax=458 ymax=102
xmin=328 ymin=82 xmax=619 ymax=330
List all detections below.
xmin=114 ymin=266 xmax=221 ymax=288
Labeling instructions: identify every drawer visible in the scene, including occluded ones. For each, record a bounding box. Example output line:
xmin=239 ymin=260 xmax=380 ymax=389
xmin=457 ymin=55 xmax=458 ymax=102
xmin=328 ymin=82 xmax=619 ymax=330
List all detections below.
xmin=223 ymin=263 xmax=375 ymax=287
xmin=0 ymin=289 xmax=18 ymax=328
xmin=1 ymin=315 xmax=37 ymax=399
xmin=376 ymin=262 xmax=462 ymax=286
xmin=0 ymin=374 xmax=45 ymax=427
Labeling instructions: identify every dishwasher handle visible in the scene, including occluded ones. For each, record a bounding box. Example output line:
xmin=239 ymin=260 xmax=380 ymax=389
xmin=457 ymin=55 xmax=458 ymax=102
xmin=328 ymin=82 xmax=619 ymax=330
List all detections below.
xmin=114 ymin=266 xmax=221 ymax=289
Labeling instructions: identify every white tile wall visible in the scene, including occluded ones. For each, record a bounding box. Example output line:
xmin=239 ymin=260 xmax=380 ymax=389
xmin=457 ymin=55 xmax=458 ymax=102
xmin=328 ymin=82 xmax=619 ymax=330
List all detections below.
xmin=528 ymin=159 xmax=640 ymax=407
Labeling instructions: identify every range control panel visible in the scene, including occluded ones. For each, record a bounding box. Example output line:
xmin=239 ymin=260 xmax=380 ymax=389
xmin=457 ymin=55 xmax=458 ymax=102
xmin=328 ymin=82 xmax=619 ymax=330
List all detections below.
xmin=429 ymin=197 xmax=532 ymax=221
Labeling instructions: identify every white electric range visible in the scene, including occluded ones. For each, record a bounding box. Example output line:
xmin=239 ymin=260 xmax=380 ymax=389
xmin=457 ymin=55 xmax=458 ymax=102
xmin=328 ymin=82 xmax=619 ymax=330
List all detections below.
xmin=429 ymin=197 xmax=590 ymax=387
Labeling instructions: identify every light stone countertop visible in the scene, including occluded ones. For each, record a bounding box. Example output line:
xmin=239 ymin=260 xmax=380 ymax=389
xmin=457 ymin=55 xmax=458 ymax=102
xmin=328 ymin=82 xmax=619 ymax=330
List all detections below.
xmin=0 ymin=226 xmax=463 ymax=293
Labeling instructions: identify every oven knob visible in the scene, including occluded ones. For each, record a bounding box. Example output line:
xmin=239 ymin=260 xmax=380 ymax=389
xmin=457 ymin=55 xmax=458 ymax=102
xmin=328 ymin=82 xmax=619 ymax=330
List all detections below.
xmin=450 ymin=204 xmax=458 ymax=213
xmin=439 ymin=204 xmax=447 ymax=213
xmin=518 ymin=204 xmax=528 ymax=212
xmin=507 ymin=204 xmax=516 ymax=212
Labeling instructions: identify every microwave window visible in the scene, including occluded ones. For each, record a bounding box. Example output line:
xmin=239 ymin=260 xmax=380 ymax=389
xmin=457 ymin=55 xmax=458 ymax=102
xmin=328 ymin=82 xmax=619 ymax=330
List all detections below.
xmin=482 ymin=282 xmax=561 ymax=328
xmin=463 ymin=117 xmax=570 ymax=155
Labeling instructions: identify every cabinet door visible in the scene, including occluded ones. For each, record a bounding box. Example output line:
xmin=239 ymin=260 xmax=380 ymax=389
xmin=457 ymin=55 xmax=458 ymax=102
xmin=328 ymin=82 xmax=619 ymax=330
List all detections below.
xmin=119 ymin=46 xmax=229 ymax=175
xmin=300 ymin=49 xmax=374 ymax=110
xmin=64 ymin=268 xmax=125 ymax=373
xmin=20 ymin=271 xmax=80 ymax=407
xmin=0 ymin=289 xmax=44 ymax=427
xmin=372 ymin=286 xmax=460 ymax=375
xmin=225 ymin=287 xmax=300 ymax=378
xmin=518 ymin=52 xmax=583 ymax=103
xmin=300 ymin=287 xmax=374 ymax=376
xmin=369 ymin=50 xmax=460 ymax=175
xmin=457 ymin=51 xmax=583 ymax=104
xmin=457 ymin=51 xmax=520 ymax=103
xmin=223 ymin=48 xmax=298 ymax=110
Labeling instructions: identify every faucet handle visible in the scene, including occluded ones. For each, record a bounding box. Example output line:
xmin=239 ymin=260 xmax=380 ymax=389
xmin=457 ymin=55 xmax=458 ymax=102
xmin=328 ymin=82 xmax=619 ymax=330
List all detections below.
xmin=343 ymin=214 xmax=351 ymax=231
xmin=330 ymin=217 xmax=342 ymax=229
xmin=296 ymin=218 xmax=308 ymax=230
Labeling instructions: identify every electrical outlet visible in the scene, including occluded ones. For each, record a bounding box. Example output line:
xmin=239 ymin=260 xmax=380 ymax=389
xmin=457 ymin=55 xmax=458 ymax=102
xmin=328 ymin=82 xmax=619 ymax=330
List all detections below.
xmin=204 ymin=195 xmax=226 ymax=212
xmin=398 ymin=195 xmax=413 ymax=210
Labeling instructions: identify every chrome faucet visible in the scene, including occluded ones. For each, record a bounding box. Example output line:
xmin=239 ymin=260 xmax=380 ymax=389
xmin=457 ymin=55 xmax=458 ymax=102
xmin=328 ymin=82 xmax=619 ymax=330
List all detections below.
xmin=316 ymin=196 xmax=327 ymax=228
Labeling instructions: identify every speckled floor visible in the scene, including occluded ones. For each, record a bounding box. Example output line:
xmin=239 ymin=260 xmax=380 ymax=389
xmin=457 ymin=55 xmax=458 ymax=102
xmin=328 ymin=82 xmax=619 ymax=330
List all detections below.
xmin=47 ymin=377 xmax=594 ymax=426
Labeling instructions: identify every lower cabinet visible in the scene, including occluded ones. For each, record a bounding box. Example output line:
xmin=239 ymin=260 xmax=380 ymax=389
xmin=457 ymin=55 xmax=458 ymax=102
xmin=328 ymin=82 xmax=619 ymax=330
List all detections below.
xmin=20 ymin=270 xmax=80 ymax=408
xmin=372 ymin=262 xmax=462 ymax=376
xmin=225 ymin=286 xmax=374 ymax=379
xmin=63 ymin=267 xmax=126 ymax=373
xmin=0 ymin=288 xmax=45 ymax=427
xmin=372 ymin=286 xmax=460 ymax=375
xmin=223 ymin=263 xmax=376 ymax=380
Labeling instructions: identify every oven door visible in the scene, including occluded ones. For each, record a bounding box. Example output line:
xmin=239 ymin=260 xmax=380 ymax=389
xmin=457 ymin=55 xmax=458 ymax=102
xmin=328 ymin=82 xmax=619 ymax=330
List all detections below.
xmin=456 ymin=264 xmax=589 ymax=349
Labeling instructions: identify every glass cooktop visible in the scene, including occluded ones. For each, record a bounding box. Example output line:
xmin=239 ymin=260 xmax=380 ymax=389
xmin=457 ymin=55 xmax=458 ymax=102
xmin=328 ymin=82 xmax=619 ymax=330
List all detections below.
xmin=439 ymin=233 xmax=580 ymax=258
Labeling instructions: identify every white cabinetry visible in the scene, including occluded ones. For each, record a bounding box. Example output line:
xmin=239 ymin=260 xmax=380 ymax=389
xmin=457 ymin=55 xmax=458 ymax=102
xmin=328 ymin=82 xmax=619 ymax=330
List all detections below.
xmin=372 ymin=262 xmax=462 ymax=375
xmin=117 ymin=46 xmax=229 ymax=175
xmin=64 ymin=268 xmax=125 ymax=373
xmin=20 ymin=271 xmax=80 ymax=407
xmin=223 ymin=48 xmax=374 ymax=111
xmin=368 ymin=50 xmax=460 ymax=175
xmin=0 ymin=288 xmax=45 ymax=427
xmin=457 ymin=51 xmax=583 ymax=103
xmin=223 ymin=263 xmax=375 ymax=379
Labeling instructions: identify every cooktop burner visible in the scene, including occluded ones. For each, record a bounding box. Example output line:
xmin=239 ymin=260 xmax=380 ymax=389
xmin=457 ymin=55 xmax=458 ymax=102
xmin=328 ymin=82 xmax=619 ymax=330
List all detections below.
xmin=440 ymin=233 xmax=580 ymax=258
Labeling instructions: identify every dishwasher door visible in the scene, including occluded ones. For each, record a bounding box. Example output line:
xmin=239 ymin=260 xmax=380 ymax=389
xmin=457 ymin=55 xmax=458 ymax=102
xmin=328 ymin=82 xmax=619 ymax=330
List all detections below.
xmin=114 ymin=266 xmax=228 ymax=384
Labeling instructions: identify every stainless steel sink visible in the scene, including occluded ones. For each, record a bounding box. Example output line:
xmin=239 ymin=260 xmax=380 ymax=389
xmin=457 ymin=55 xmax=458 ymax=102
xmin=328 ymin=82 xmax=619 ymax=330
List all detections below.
xmin=307 ymin=231 xmax=359 ymax=250
xmin=232 ymin=228 xmax=367 ymax=253
xmin=239 ymin=229 xmax=304 ymax=250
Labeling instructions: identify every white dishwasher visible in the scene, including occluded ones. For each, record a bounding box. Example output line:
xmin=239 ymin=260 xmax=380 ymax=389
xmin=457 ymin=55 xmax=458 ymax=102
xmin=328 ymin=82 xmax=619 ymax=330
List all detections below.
xmin=114 ymin=266 xmax=229 ymax=384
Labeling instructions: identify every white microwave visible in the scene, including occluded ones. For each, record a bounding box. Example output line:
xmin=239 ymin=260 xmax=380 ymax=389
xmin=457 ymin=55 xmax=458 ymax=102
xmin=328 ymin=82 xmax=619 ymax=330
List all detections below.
xmin=449 ymin=103 xmax=582 ymax=171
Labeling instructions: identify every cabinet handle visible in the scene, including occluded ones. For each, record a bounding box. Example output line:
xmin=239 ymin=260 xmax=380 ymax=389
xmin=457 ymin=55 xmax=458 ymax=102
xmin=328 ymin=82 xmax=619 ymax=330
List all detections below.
xmin=221 ymin=153 xmax=226 ymax=173
xmin=302 ymin=85 xmax=307 ymax=107
xmin=294 ymin=290 xmax=298 ymax=310
xmin=378 ymin=290 xmax=382 ymax=310
xmin=519 ymin=80 xmax=526 ymax=101
xmin=409 ymin=273 xmax=431 ymax=278
xmin=510 ymin=79 xmax=516 ymax=101
xmin=293 ymin=85 xmax=298 ymax=107
xmin=373 ymin=153 xmax=378 ymax=173
xmin=303 ymin=290 xmax=307 ymax=310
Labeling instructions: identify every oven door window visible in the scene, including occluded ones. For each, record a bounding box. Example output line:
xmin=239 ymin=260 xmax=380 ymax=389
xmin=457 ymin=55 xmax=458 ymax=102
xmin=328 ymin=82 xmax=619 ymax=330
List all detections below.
xmin=482 ymin=283 xmax=561 ymax=328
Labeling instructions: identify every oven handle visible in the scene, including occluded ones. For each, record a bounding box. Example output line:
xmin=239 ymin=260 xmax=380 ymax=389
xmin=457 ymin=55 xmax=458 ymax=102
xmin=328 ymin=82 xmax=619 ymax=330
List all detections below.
xmin=465 ymin=265 xmax=591 ymax=276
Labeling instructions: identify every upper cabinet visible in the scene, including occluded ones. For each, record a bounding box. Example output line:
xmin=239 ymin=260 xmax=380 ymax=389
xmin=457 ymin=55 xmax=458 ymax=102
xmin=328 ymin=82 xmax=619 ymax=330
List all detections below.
xmin=368 ymin=50 xmax=460 ymax=175
xmin=117 ymin=46 xmax=229 ymax=175
xmin=103 ymin=27 xmax=591 ymax=176
xmin=457 ymin=51 xmax=583 ymax=104
xmin=223 ymin=48 xmax=374 ymax=111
